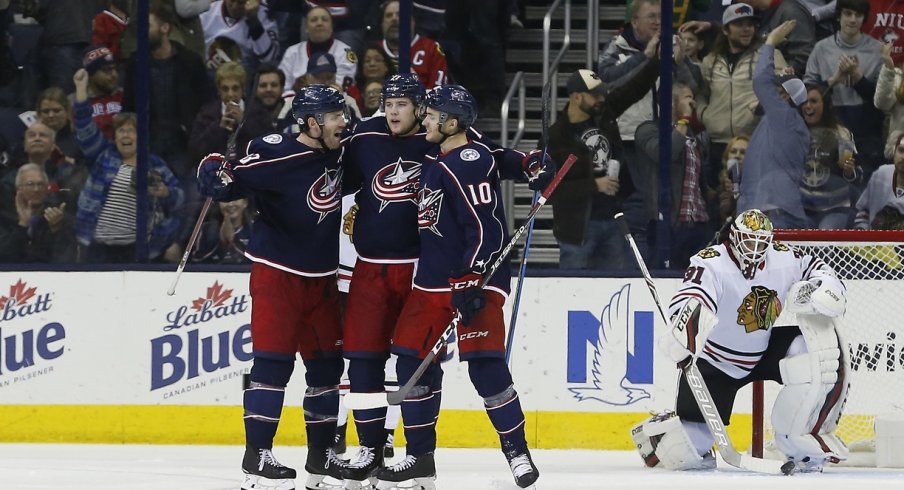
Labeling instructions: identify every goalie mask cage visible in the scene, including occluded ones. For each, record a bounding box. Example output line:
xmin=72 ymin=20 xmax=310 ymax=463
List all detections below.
xmin=753 ymin=229 xmax=904 ymax=466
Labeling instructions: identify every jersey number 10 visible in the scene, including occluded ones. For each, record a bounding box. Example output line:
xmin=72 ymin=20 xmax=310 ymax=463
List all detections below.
xmin=467 ymin=182 xmax=493 ymax=205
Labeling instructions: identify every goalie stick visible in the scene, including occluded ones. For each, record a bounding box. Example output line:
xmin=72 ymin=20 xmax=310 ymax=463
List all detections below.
xmin=167 ymin=117 xmax=245 ymax=296
xmin=614 ymin=213 xmax=793 ymax=475
xmin=344 ymin=153 xmax=577 ymax=410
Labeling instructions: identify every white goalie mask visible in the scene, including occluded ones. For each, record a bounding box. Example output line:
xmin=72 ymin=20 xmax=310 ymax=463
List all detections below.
xmin=729 ymin=209 xmax=774 ymax=269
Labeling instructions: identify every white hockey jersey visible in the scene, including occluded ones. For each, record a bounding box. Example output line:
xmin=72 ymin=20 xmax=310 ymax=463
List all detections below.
xmin=279 ymin=39 xmax=358 ymax=91
xmin=338 ymin=193 xmax=358 ymax=293
xmin=200 ymin=1 xmax=279 ymax=67
xmin=669 ymin=241 xmax=844 ymax=379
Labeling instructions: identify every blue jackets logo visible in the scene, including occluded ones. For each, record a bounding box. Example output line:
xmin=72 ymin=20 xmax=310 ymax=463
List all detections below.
xmin=308 ymin=167 xmax=343 ymax=223
xmin=0 ymin=279 xmax=64 ymax=380
xmin=373 ymin=158 xmax=421 ymax=211
xmin=566 ymin=284 xmax=653 ymax=405
xmin=151 ymin=281 xmax=251 ymax=393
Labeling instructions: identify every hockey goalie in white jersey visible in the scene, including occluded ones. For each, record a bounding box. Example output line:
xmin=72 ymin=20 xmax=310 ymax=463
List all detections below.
xmin=632 ymin=209 xmax=851 ymax=473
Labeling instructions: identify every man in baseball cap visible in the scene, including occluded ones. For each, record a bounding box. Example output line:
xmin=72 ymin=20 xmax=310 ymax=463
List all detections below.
xmin=777 ymin=73 xmax=807 ymax=106
xmin=722 ymin=2 xmax=758 ymax=26
xmin=566 ymin=69 xmax=608 ymax=98
xmin=78 ymin=45 xmax=123 ymax=139
xmin=304 ymin=52 xmax=339 ymax=87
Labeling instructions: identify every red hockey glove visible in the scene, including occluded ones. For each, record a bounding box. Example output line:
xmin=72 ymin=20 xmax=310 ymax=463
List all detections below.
xmin=449 ymin=270 xmax=486 ymax=326
xmin=196 ymin=153 xmax=234 ymax=200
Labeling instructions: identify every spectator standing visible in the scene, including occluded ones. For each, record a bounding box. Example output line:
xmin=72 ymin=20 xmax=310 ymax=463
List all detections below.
xmin=747 ymin=0 xmax=816 ymax=76
xmin=445 ymin=0 xmax=509 ymax=112
xmin=18 ymin=0 xmax=107 ymax=99
xmin=636 ymin=82 xmax=716 ymax=269
xmin=279 ymin=6 xmax=357 ymax=91
xmin=73 ymin=69 xmax=184 ymax=263
xmin=120 ymin=0 xmax=213 ymax=61
xmin=122 ymin=2 xmax=211 ymax=180
xmin=200 ymin=0 xmax=280 ymax=70
xmin=854 ymin=132 xmax=904 ymax=229
xmin=76 ymin=46 xmax=124 ymax=140
xmin=377 ymin=0 xmax=448 ymax=88
xmin=804 ymin=0 xmax=884 ymax=176
xmin=697 ymin=4 xmax=787 ymax=172
xmin=599 ymin=0 xmax=699 ymax=264
xmin=865 ymin=0 xmax=904 ymax=66
xmin=799 ymin=84 xmax=859 ymax=228
xmin=737 ymin=20 xmax=811 ymax=229
xmin=91 ymin=0 xmax=130 ymax=59
xmin=549 ymin=64 xmax=657 ymax=270
xmin=874 ymin=41 xmax=904 ymax=163
xmin=0 ymin=163 xmax=75 ymax=263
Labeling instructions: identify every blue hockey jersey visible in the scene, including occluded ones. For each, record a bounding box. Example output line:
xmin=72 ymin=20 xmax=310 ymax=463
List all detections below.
xmin=341 ymin=116 xmax=434 ymax=263
xmin=228 ymin=133 xmax=342 ymax=276
xmin=341 ymin=118 xmax=528 ymax=266
xmin=415 ymin=140 xmax=511 ymax=296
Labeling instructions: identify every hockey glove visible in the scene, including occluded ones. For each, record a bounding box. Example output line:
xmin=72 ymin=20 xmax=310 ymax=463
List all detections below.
xmin=449 ymin=270 xmax=486 ymax=326
xmin=657 ymin=299 xmax=718 ymax=369
xmin=196 ymin=153 xmax=234 ymax=200
xmin=521 ymin=150 xmax=555 ymax=192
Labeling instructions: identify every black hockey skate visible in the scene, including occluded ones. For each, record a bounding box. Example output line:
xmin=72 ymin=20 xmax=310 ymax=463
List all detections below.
xmin=304 ymin=446 xmax=350 ymax=489
xmin=505 ymin=448 xmax=539 ymax=488
xmin=241 ymin=446 xmax=297 ymax=490
xmin=373 ymin=452 xmax=436 ymax=490
xmin=333 ymin=424 xmax=347 ymax=455
xmin=340 ymin=446 xmax=385 ymax=487
xmin=383 ymin=431 xmax=395 ymax=459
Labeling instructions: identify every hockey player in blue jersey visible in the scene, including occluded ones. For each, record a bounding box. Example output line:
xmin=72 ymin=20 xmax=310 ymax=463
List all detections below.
xmin=337 ymin=75 xmax=552 ymax=487
xmin=196 ymin=84 xmax=352 ymax=490
xmin=372 ymin=85 xmax=540 ymax=490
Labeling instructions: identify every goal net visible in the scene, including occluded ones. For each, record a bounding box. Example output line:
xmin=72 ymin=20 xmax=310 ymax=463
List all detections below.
xmin=755 ymin=229 xmax=904 ymax=465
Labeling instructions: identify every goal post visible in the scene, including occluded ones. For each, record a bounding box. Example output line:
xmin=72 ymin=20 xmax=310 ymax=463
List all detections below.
xmin=753 ymin=229 xmax=904 ymax=465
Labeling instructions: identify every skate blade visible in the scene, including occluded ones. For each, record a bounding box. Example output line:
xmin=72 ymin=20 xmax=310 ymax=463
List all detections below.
xmin=374 ymin=476 xmax=436 ymax=490
xmin=304 ymin=473 xmax=345 ymax=490
xmin=242 ymin=474 xmax=296 ymax=490
xmin=343 ymin=477 xmax=376 ymax=489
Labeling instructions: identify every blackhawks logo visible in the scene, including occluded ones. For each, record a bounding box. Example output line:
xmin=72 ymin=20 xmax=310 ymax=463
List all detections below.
xmin=736 ymin=285 xmax=782 ymax=333
xmin=697 ymin=248 xmax=720 ymax=259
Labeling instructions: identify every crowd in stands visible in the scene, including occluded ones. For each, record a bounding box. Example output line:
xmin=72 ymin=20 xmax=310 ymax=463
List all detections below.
xmin=1 ymin=0 xmax=903 ymax=270
xmin=568 ymin=0 xmax=904 ymax=271
xmin=0 ymin=0 xmax=519 ymax=265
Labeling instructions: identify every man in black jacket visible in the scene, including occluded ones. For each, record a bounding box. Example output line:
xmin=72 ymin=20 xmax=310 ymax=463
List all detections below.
xmin=548 ymin=59 xmax=659 ymax=270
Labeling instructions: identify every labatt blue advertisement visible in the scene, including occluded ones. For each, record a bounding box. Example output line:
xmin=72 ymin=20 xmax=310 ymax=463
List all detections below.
xmin=0 ymin=279 xmax=64 ymax=385
xmin=151 ymin=281 xmax=252 ymax=398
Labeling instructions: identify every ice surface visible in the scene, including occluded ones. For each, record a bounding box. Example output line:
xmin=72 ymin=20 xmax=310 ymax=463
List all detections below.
xmin=1 ymin=444 xmax=903 ymax=489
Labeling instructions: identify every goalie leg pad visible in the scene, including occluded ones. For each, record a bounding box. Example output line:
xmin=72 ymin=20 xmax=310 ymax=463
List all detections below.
xmin=631 ymin=412 xmax=715 ymax=470
xmin=772 ymin=331 xmax=850 ymax=463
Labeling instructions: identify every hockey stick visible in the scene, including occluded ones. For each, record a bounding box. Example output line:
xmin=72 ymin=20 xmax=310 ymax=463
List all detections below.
xmin=167 ymin=116 xmax=245 ymax=296
xmin=506 ymin=78 xmax=553 ymax=365
xmin=344 ymin=154 xmax=578 ymax=410
xmin=614 ymin=213 xmax=793 ymax=475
